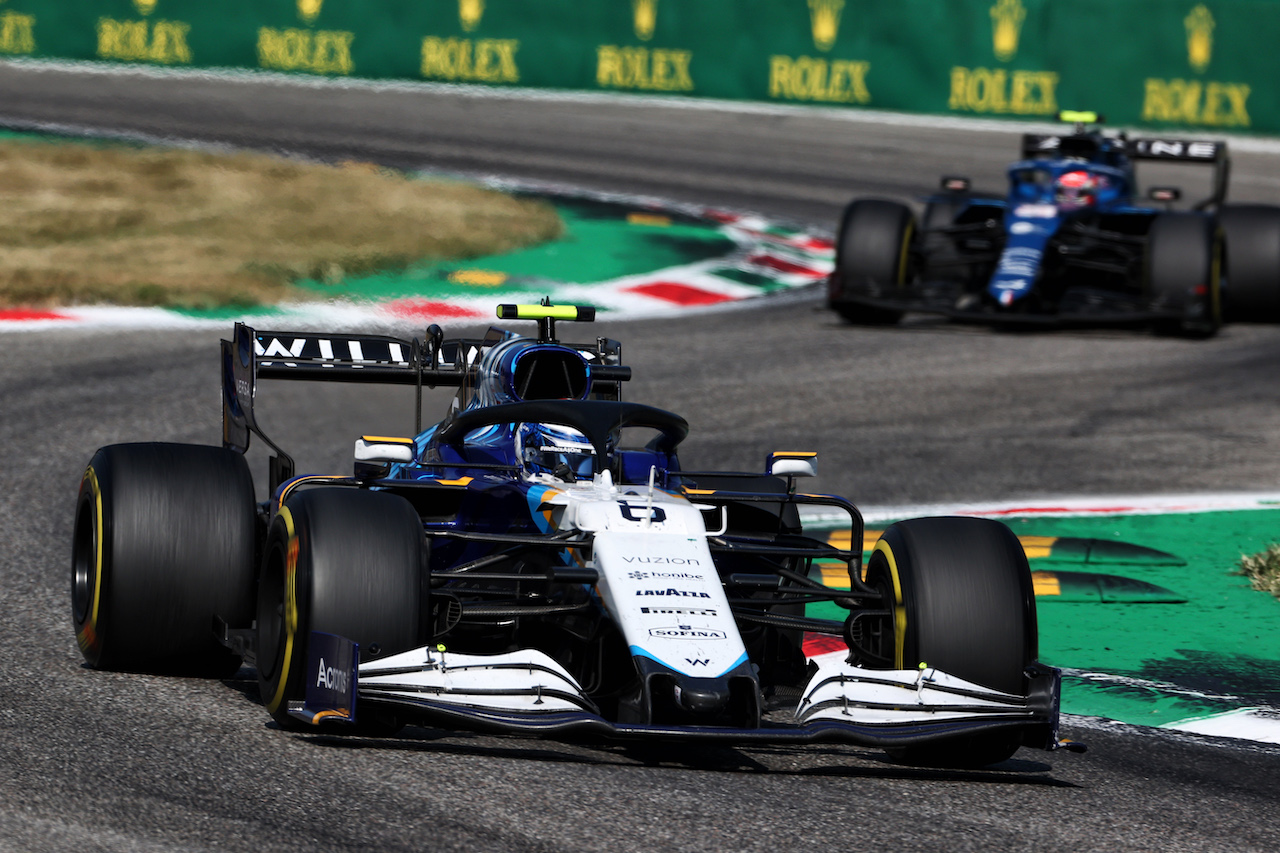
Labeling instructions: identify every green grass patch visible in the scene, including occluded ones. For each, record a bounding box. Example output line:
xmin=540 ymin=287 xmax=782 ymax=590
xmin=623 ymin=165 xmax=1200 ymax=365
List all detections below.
xmin=0 ymin=139 xmax=562 ymax=309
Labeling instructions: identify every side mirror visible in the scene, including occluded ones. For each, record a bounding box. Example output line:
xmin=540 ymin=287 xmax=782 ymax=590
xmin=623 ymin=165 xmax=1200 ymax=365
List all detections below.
xmin=767 ymin=451 xmax=817 ymax=479
xmin=355 ymin=435 xmax=414 ymax=480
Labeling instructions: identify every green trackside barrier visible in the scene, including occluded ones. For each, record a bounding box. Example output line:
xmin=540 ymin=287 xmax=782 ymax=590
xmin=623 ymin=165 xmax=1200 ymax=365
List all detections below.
xmin=2 ymin=1 xmax=1277 ymax=134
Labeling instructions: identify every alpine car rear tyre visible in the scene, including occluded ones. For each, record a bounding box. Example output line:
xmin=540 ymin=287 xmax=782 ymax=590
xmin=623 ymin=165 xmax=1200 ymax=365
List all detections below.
xmin=257 ymin=487 xmax=425 ymax=731
xmin=1219 ymin=204 xmax=1280 ymax=322
xmin=1147 ymin=212 xmax=1222 ymax=338
xmin=829 ymin=199 xmax=914 ymax=325
xmin=71 ymin=443 xmax=256 ymax=675
xmin=863 ymin=517 xmax=1037 ymax=768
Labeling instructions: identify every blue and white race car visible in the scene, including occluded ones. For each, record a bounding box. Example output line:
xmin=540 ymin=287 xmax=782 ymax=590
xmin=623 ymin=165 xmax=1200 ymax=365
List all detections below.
xmin=72 ymin=303 xmax=1079 ymax=767
xmin=827 ymin=111 xmax=1280 ymax=337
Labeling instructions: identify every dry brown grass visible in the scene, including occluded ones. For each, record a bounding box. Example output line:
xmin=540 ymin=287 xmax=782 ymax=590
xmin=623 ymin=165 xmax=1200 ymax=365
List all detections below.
xmin=0 ymin=140 xmax=562 ymax=309
xmin=1236 ymin=544 xmax=1280 ymax=600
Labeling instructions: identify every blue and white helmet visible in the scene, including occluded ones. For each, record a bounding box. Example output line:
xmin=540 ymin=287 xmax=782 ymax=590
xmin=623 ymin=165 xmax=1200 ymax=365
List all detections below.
xmin=516 ymin=423 xmax=598 ymax=481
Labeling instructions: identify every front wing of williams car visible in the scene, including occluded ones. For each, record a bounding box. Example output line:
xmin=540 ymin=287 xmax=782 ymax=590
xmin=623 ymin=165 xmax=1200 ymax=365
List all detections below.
xmin=214 ymin=303 xmax=1079 ymax=759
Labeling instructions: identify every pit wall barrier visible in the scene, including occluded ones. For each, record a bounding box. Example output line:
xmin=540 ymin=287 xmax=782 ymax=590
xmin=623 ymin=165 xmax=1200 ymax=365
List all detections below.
xmin=1 ymin=1 xmax=1275 ymax=134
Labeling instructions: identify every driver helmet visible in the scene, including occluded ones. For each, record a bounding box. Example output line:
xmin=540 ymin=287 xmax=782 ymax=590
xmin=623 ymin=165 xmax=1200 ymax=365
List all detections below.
xmin=1055 ymin=170 xmax=1098 ymax=209
xmin=517 ymin=423 xmax=597 ymax=482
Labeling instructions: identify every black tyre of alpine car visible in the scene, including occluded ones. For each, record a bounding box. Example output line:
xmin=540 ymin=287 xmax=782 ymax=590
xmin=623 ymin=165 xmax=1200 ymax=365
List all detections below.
xmin=71 ymin=443 xmax=256 ymax=675
xmin=1146 ymin=212 xmax=1223 ymax=338
xmin=1219 ymin=204 xmax=1280 ymax=322
xmin=257 ymin=487 xmax=425 ymax=730
xmin=861 ymin=517 xmax=1038 ymax=768
xmin=829 ymin=199 xmax=915 ymax=325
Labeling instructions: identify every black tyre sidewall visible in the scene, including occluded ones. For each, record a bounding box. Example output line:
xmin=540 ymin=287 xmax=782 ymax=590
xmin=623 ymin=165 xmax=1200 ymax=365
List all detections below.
xmin=830 ymin=199 xmax=914 ymax=324
xmin=1147 ymin=212 xmax=1222 ymax=337
xmin=873 ymin=517 xmax=1036 ymax=695
xmin=71 ymin=443 xmax=256 ymax=674
xmin=257 ymin=488 xmax=425 ymax=727
xmin=1220 ymin=204 xmax=1280 ymax=321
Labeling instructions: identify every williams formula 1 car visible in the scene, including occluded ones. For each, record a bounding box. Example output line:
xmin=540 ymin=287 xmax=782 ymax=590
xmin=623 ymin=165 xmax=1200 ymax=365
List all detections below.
xmin=827 ymin=111 xmax=1280 ymax=337
xmin=72 ymin=303 xmax=1079 ymax=767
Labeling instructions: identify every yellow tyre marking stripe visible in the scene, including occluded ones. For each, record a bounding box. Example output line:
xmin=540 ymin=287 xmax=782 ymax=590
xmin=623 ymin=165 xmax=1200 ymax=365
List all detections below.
xmin=871 ymin=540 xmax=907 ymax=670
xmin=76 ymin=467 xmax=105 ymax=652
xmin=267 ymin=506 xmax=299 ymax=715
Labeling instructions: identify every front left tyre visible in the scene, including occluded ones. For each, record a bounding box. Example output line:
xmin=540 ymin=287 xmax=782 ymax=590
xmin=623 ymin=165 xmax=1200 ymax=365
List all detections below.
xmin=72 ymin=443 xmax=256 ymax=675
xmin=859 ymin=516 xmax=1038 ymax=768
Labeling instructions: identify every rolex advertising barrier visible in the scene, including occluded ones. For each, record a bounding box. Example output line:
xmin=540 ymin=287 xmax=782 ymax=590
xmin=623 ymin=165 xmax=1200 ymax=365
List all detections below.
xmin=1 ymin=1 xmax=1276 ymax=134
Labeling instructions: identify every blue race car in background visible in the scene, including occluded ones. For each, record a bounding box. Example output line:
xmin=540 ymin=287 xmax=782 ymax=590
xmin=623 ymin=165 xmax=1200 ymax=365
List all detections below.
xmin=70 ymin=302 xmax=1079 ymax=768
xmin=827 ymin=111 xmax=1280 ymax=337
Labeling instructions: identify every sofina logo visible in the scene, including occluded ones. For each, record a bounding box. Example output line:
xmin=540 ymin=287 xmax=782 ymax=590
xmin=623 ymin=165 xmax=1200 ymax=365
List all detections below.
xmin=990 ymin=0 xmax=1025 ymax=61
xmin=1186 ymin=4 xmax=1213 ymax=72
xmin=808 ymin=0 xmax=844 ymax=52
xmin=132 ymin=0 xmax=157 ymax=15
xmin=298 ymin=0 xmax=323 ymax=25
xmin=460 ymin=0 xmax=483 ymax=33
xmin=633 ymin=0 xmax=657 ymax=41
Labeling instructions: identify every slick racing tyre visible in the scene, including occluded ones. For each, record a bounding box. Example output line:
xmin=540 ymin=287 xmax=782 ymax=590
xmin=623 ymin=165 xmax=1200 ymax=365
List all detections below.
xmin=1147 ymin=212 xmax=1223 ymax=338
xmin=830 ymin=199 xmax=914 ymax=325
xmin=1219 ymin=204 xmax=1280 ymax=322
xmin=257 ymin=487 xmax=425 ymax=731
xmin=71 ymin=443 xmax=256 ymax=675
xmin=862 ymin=517 xmax=1037 ymax=768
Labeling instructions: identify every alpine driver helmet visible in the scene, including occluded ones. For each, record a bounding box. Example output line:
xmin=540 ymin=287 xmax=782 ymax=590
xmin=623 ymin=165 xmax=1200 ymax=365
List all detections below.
xmin=1055 ymin=170 xmax=1098 ymax=209
xmin=516 ymin=422 xmax=599 ymax=482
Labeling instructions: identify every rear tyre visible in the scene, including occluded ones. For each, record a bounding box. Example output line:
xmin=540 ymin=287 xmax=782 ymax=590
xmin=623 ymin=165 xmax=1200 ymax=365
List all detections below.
xmin=71 ymin=443 xmax=256 ymax=676
xmin=257 ymin=488 xmax=425 ymax=731
xmin=863 ymin=517 xmax=1037 ymax=768
xmin=1147 ymin=212 xmax=1222 ymax=338
xmin=1219 ymin=204 xmax=1280 ymax=322
xmin=829 ymin=199 xmax=915 ymax=325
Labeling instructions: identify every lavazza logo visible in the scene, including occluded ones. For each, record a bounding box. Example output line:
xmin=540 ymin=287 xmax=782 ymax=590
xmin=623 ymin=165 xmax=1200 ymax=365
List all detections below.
xmin=650 ymin=626 xmax=728 ymax=640
xmin=636 ymin=588 xmax=712 ymax=599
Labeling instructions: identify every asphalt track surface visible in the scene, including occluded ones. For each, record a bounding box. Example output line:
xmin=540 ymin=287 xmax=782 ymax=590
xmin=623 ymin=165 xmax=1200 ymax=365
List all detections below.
xmin=3 ymin=63 xmax=1280 ymax=851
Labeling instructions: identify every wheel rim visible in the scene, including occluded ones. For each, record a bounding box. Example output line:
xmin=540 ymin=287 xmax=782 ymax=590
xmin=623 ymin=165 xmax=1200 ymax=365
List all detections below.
xmin=71 ymin=495 xmax=96 ymax=625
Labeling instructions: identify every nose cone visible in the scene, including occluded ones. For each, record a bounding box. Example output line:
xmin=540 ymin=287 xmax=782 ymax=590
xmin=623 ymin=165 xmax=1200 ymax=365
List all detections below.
xmin=672 ymin=677 xmax=731 ymax=715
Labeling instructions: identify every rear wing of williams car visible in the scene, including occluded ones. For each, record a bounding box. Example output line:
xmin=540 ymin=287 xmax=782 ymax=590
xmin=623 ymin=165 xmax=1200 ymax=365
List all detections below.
xmin=1020 ymin=130 xmax=1230 ymax=210
xmin=221 ymin=309 xmax=631 ymax=491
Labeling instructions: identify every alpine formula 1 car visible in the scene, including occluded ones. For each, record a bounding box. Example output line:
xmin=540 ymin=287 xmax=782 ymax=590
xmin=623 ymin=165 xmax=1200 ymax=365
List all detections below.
xmin=827 ymin=111 xmax=1280 ymax=337
xmin=72 ymin=303 xmax=1080 ymax=767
